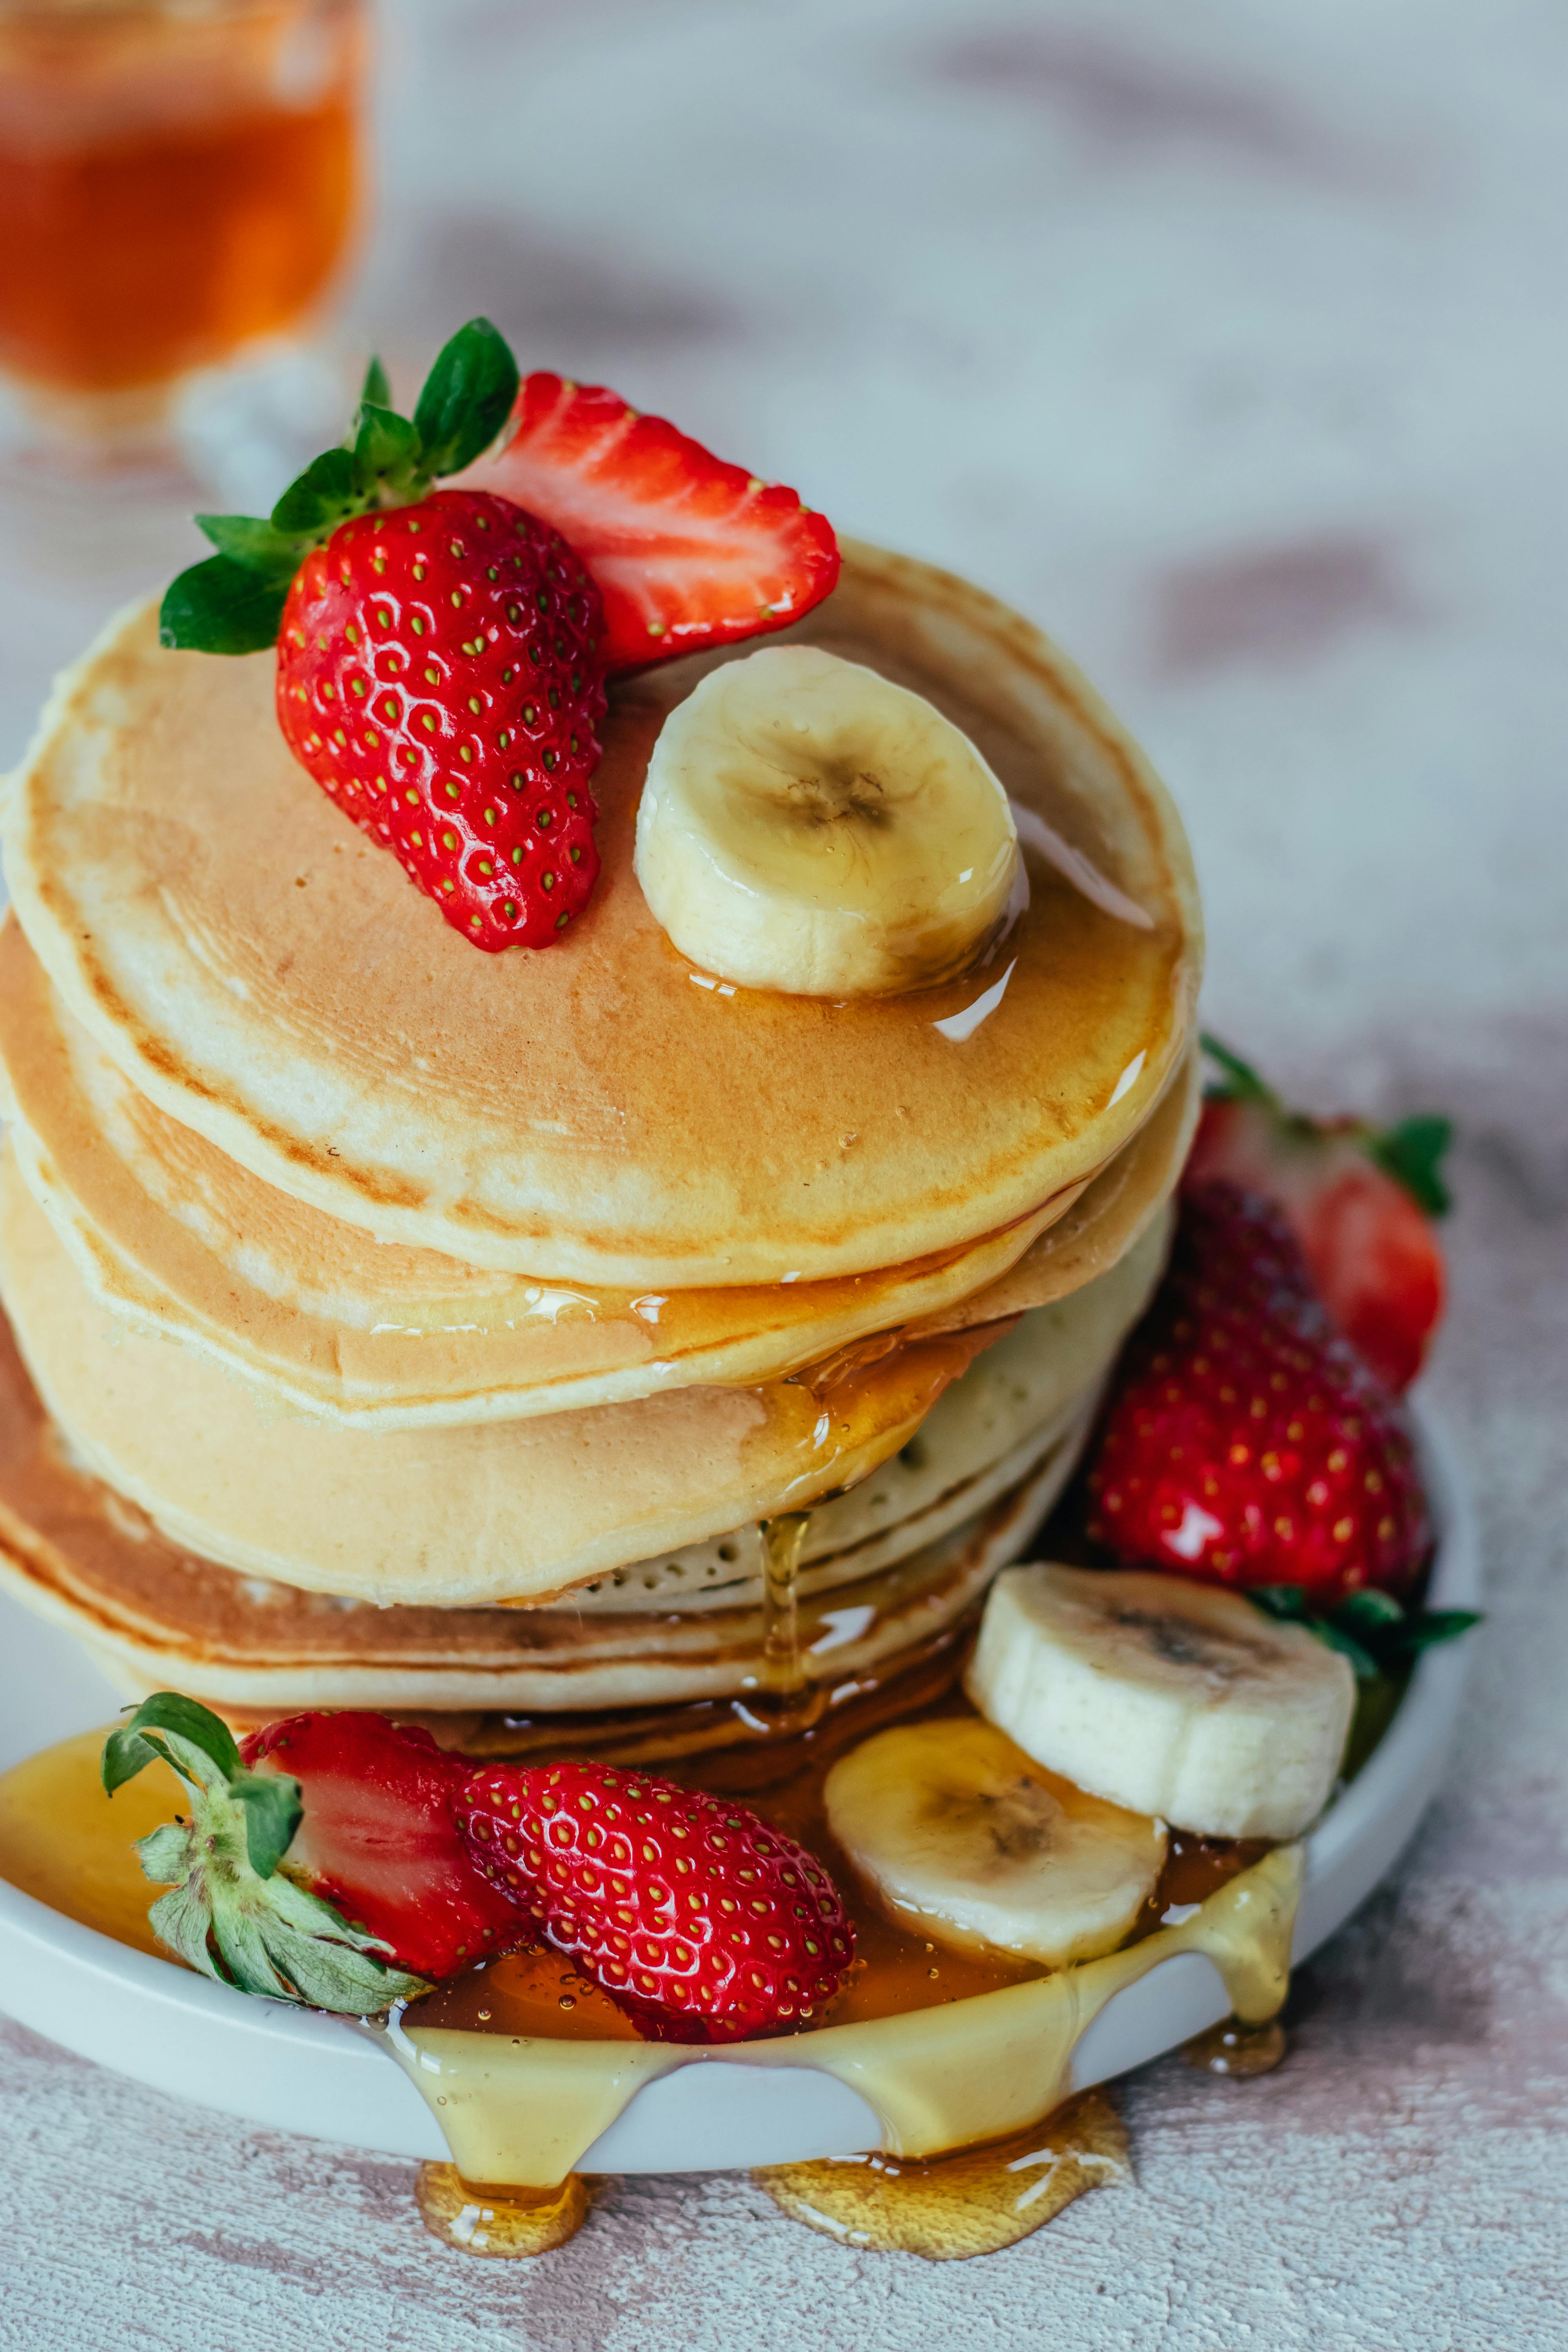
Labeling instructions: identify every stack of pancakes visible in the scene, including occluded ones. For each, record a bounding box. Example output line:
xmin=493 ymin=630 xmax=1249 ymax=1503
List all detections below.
xmin=0 ymin=542 xmax=1201 ymax=1753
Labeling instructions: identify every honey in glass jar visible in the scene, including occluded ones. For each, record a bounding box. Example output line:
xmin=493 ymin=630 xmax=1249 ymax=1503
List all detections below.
xmin=0 ymin=0 xmax=365 ymax=442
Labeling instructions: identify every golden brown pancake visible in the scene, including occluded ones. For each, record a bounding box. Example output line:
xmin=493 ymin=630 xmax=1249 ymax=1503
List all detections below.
xmin=0 ymin=918 xmax=1196 ymax=1425
xmin=0 ymin=1151 xmax=1161 ymax=1606
xmin=2 ymin=542 xmax=1201 ymax=1286
xmin=0 ymin=1292 xmax=1082 ymax=1712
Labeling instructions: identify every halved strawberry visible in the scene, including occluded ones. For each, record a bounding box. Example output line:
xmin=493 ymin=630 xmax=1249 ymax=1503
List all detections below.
xmin=1185 ymin=1038 xmax=1451 ymax=1394
xmin=472 ymin=373 xmax=841 ymax=671
xmin=243 ymin=1711 xmax=527 ymax=1982
xmin=459 ymin=1759 xmax=856 ymax=2043
xmin=102 ymin=1696 xmax=526 ymax=2008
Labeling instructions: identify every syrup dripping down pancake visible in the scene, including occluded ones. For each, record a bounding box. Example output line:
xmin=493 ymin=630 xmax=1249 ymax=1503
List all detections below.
xmin=0 ymin=919 xmax=1196 ymax=1427
xmin=0 ymin=1154 xmax=1163 ymax=1607
xmin=0 ymin=1282 xmax=1089 ymax=1714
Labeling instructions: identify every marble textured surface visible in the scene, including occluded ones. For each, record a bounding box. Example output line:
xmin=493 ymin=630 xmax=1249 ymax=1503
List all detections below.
xmin=1 ymin=2 xmax=1565 ymax=2345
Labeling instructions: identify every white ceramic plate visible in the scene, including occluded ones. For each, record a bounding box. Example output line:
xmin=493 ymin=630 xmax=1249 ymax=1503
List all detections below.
xmin=0 ymin=1405 xmax=1478 ymax=2174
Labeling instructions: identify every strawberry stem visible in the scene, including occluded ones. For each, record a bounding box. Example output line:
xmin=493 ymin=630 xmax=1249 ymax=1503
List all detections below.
xmin=1199 ymin=1033 xmax=1278 ymax=1108
xmin=159 ymin=318 xmax=522 ymax=658
xmin=1247 ymin=1586 xmax=1480 ymax=1682
xmin=102 ymin=1693 xmax=432 ymax=2011
xmin=1201 ymin=1032 xmax=1453 ymax=1219
xmin=1369 ymin=1115 xmax=1454 ymax=1218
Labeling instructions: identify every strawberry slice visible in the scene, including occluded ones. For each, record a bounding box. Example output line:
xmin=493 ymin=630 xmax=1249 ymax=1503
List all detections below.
xmin=474 ymin=373 xmax=840 ymax=671
xmin=1185 ymin=1037 xmax=1451 ymax=1394
xmin=243 ymin=1711 xmax=527 ymax=1981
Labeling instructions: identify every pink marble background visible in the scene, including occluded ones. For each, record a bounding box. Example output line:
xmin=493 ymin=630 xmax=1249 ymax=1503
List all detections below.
xmin=2 ymin=2 xmax=1565 ymax=2343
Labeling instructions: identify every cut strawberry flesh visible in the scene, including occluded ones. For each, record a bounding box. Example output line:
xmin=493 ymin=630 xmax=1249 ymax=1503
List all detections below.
xmin=244 ymin=1713 xmax=525 ymax=1981
xmin=474 ymin=374 xmax=840 ymax=672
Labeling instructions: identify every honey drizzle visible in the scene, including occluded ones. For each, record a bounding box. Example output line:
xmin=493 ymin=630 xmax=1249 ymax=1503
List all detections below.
xmin=386 ymin=1846 xmax=1303 ymax=2191
xmin=0 ymin=1726 xmax=1303 ymax=2208
xmin=1181 ymin=2015 xmax=1288 ymax=2077
xmin=756 ymin=1509 xmax=812 ymax=1712
xmin=754 ymin=2088 xmax=1128 ymax=2261
xmin=415 ymin=2162 xmax=591 ymax=2258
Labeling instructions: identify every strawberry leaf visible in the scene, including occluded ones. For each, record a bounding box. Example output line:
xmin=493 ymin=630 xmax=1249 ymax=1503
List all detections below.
xmin=1200 ymin=1033 xmax=1278 ymax=1107
xmin=1370 ymin=1115 xmax=1454 ymax=1219
xmin=412 ymin=316 xmax=520 ymax=477
xmin=100 ymin=1723 xmax=162 ymax=1795
xmin=1332 ymin=1587 xmax=1406 ymax=1634
xmin=195 ymin=513 xmax=307 ymax=581
xmin=103 ymin=1694 xmax=301 ymax=1880
xmin=352 ymin=401 xmax=423 ymax=495
xmin=359 ymin=353 xmax=392 ymax=411
xmin=229 ymin=1769 xmax=304 ymax=1878
xmin=104 ymin=1691 xmax=241 ymax=1790
xmin=163 ymin=321 xmax=524 ymax=657
xmin=1314 ymin=1620 xmax=1383 ymax=1682
xmin=159 ymin=555 xmax=291 ymax=655
xmin=271 ymin=445 xmax=361 ymax=539
xmin=107 ymin=1690 xmax=430 ymax=2009
xmin=1245 ymin=1585 xmax=1480 ymax=1681
xmin=136 ymin=1811 xmax=429 ymax=2009
xmin=1246 ymin=1584 xmax=1310 ymax=1622
xmin=1399 ymin=1608 xmax=1483 ymax=1653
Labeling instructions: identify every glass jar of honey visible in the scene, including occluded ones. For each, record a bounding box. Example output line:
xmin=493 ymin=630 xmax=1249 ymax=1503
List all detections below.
xmin=0 ymin=0 xmax=366 ymax=451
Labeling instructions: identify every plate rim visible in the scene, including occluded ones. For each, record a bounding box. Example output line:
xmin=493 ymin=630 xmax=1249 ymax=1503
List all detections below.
xmin=0 ymin=1397 xmax=1479 ymax=2174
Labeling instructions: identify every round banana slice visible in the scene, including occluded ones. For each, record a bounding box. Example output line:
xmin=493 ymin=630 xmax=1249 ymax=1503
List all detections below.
xmin=824 ymin=1717 xmax=1165 ymax=1968
xmin=633 ymin=645 xmax=1020 ymax=998
xmin=966 ymin=1565 xmax=1356 ymax=1842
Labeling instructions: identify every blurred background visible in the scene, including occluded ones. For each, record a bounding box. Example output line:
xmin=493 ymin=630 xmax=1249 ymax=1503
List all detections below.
xmin=0 ymin=0 xmax=1561 ymax=1084
xmin=1 ymin=6 xmax=1564 ymax=2334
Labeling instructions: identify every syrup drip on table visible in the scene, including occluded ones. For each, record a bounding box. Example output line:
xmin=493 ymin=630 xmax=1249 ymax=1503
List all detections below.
xmin=1181 ymin=2016 xmax=1288 ymax=2078
xmin=416 ymin=2163 xmax=590 ymax=2258
xmin=755 ymin=2090 xmax=1127 ymax=2261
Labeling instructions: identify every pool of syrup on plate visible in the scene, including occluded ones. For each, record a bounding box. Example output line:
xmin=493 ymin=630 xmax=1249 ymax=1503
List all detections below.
xmin=409 ymin=1615 xmax=1267 ymax=2043
xmin=0 ymin=1500 xmax=1281 ymax=2267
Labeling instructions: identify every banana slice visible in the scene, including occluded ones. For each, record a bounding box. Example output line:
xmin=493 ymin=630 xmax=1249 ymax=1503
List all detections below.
xmin=966 ymin=1565 xmax=1356 ymax=1841
xmin=633 ymin=645 xmax=1020 ymax=997
xmin=824 ymin=1717 xmax=1165 ymax=1967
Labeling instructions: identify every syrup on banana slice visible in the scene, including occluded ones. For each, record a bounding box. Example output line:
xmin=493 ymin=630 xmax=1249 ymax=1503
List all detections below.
xmin=633 ymin=645 xmax=1019 ymax=998
xmin=824 ymin=1717 xmax=1165 ymax=1968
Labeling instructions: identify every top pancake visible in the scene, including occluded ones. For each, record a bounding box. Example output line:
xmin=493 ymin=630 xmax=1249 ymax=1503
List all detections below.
xmin=2 ymin=539 xmax=1201 ymax=1287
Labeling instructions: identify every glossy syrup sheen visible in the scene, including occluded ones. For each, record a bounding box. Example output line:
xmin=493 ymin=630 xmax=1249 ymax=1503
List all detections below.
xmin=0 ymin=1728 xmax=179 ymax=1955
xmin=754 ymin=2088 xmax=1129 ymax=2260
xmin=0 ymin=1686 xmax=1263 ymax=2037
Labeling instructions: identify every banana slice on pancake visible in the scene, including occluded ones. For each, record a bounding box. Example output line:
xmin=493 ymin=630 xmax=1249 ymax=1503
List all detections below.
xmin=824 ymin=1717 xmax=1165 ymax=1967
xmin=966 ymin=1565 xmax=1356 ymax=1841
xmin=633 ymin=645 xmax=1019 ymax=997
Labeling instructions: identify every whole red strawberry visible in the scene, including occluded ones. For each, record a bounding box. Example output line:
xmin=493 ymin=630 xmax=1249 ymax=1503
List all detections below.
xmin=1187 ymin=1037 xmax=1451 ymax=1392
xmin=274 ymin=489 xmax=605 ymax=951
xmin=1086 ymin=1181 xmax=1430 ymax=1605
xmin=459 ymin=1761 xmax=855 ymax=2043
xmin=160 ymin=317 xmax=842 ymax=951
